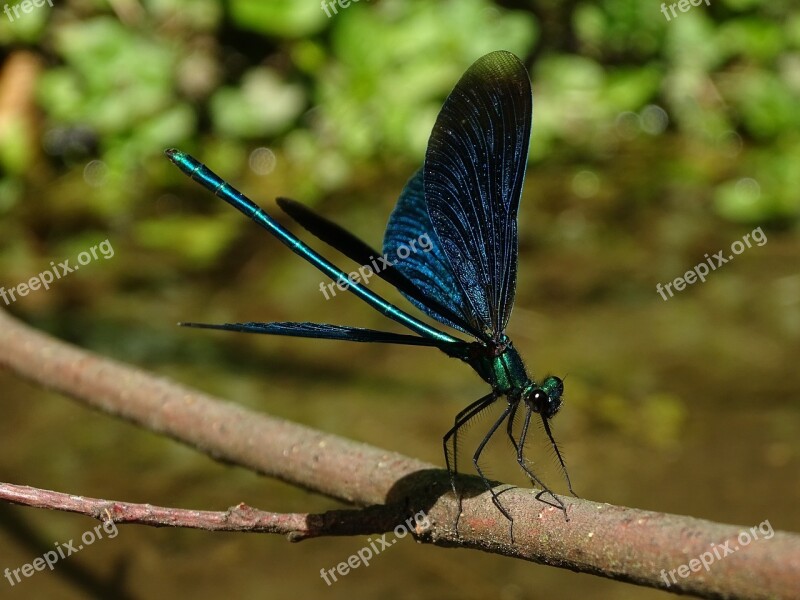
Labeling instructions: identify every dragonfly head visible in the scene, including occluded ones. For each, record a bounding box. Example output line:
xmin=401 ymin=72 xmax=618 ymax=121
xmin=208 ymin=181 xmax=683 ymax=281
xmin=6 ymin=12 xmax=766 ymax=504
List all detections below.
xmin=525 ymin=375 xmax=564 ymax=420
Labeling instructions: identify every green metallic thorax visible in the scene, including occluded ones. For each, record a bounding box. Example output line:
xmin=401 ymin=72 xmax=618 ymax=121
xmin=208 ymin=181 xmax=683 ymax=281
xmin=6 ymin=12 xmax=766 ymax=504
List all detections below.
xmin=468 ymin=337 xmax=532 ymax=396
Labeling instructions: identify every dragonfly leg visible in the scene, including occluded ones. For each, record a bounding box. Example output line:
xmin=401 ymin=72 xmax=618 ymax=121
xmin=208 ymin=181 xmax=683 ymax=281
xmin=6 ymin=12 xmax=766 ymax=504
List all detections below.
xmin=471 ymin=402 xmax=516 ymax=524
xmin=542 ymin=415 xmax=578 ymax=499
xmin=442 ymin=391 xmax=498 ymax=530
xmin=505 ymin=399 xmax=521 ymax=451
xmin=514 ymin=406 xmax=568 ymax=519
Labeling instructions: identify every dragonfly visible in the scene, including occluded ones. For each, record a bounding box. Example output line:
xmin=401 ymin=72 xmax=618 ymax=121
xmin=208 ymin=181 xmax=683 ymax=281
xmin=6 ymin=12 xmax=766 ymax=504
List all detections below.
xmin=165 ymin=50 xmax=575 ymax=528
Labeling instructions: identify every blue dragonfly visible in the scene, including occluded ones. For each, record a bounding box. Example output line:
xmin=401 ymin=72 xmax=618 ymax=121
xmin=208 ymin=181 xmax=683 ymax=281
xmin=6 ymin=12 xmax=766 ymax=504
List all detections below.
xmin=166 ymin=50 xmax=575 ymax=527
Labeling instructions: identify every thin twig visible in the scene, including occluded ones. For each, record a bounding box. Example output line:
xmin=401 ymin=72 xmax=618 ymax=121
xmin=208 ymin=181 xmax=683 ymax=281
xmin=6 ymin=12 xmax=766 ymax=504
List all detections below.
xmin=0 ymin=482 xmax=310 ymax=535
xmin=1 ymin=308 xmax=799 ymax=600
xmin=0 ymin=482 xmax=411 ymax=540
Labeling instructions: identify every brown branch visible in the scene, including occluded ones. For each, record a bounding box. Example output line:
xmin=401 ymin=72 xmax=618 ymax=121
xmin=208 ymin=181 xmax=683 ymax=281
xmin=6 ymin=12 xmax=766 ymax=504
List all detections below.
xmin=0 ymin=483 xmax=309 ymax=535
xmin=0 ymin=482 xmax=419 ymax=540
xmin=1 ymin=307 xmax=799 ymax=600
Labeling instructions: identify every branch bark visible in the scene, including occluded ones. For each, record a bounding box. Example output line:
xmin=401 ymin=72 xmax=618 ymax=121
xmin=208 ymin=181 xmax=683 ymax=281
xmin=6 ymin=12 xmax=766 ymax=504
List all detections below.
xmin=1 ymin=307 xmax=798 ymax=599
xmin=0 ymin=482 xmax=418 ymax=540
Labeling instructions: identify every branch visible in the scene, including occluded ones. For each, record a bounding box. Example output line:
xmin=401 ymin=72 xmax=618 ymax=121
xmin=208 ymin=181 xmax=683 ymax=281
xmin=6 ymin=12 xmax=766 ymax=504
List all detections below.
xmin=0 ymin=482 xmax=416 ymax=540
xmin=0 ymin=483 xmax=309 ymax=535
xmin=1 ymin=307 xmax=798 ymax=600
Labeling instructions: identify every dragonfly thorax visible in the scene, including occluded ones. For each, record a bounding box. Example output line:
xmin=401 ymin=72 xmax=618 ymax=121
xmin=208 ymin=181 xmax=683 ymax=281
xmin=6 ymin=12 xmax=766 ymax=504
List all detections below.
xmin=468 ymin=339 xmax=530 ymax=393
xmin=468 ymin=343 xmax=564 ymax=419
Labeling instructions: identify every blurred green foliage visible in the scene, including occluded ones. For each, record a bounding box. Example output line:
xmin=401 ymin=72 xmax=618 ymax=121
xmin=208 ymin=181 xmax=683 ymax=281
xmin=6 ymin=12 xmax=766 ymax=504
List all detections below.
xmin=0 ymin=0 xmax=798 ymax=228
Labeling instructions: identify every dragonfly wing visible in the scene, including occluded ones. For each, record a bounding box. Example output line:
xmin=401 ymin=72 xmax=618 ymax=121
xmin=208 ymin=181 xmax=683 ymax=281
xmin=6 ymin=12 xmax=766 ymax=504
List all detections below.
xmin=423 ymin=50 xmax=531 ymax=337
xmin=180 ymin=320 xmax=468 ymax=354
xmin=277 ymin=197 xmax=477 ymax=336
xmin=383 ymin=169 xmax=486 ymax=339
xmin=277 ymin=198 xmax=381 ymax=271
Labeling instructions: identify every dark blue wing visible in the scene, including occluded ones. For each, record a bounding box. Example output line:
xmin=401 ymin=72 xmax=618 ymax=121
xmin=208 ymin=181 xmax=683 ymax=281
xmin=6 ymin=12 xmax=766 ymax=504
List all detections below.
xmin=383 ymin=169 xmax=486 ymax=339
xmin=423 ymin=50 xmax=532 ymax=338
xmin=181 ymin=321 xmax=467 ymax=353
xmin=276 ymin=197 xmax=474 ymax=337
xmin=277 ymin=197 xmax=380 ymax=275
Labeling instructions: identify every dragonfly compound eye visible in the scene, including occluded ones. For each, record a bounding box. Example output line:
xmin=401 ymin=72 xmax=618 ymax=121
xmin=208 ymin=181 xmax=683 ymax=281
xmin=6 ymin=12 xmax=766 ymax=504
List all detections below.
xmin=529 ymin=376 xmax=564 ymax=419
